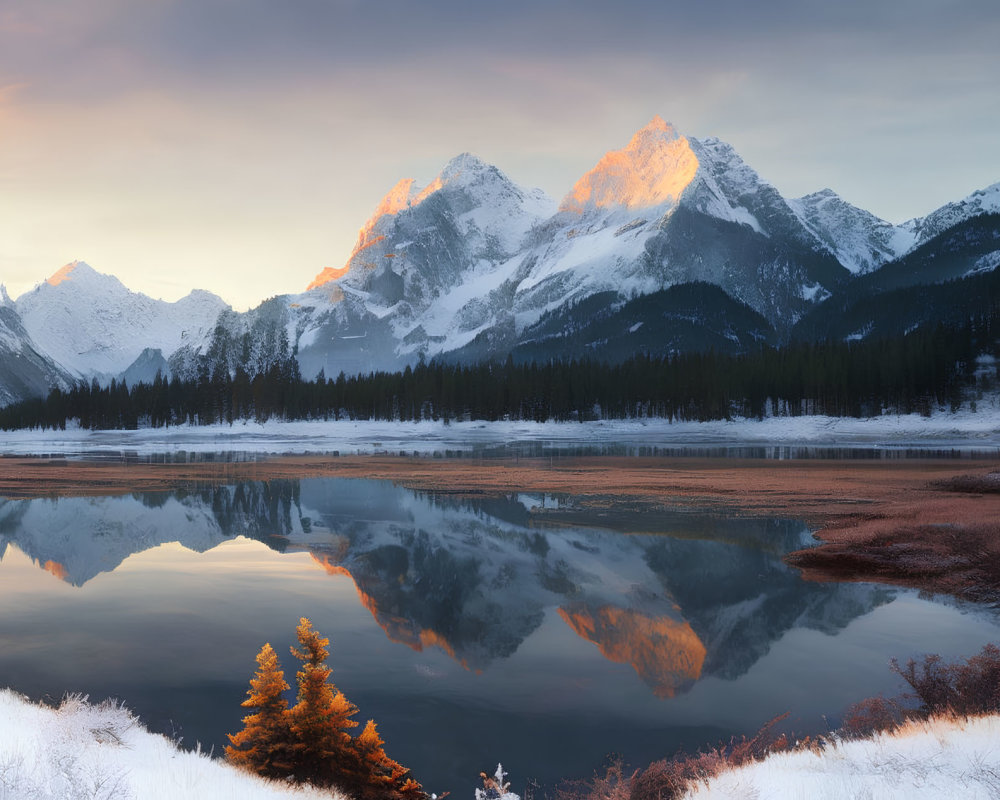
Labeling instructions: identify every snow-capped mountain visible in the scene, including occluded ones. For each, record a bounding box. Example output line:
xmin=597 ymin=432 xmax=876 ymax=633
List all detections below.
xmin=279 ymin=119 xmax=997 ymax=371
xmin=903 ymin=181 xmax=1000 ymax=246
xmin=14 ymin=261 xmax=229 ymax=382
xmin=0 ymin=289 xmax=74 ymax=406
xmin=509 ymin=120 xmax=848 ymax=329
xmin=286 ymin=153 xmax=557 ymax=377
xmin=788 ymin=189 xmax=916 ymax=274
xmin=311 ymin=153 xmax=556 ymax=299
xmin=1 ymin=118 xmax=999 ymax=402
xmin=272 ymin=117 xmax=858 ymax=376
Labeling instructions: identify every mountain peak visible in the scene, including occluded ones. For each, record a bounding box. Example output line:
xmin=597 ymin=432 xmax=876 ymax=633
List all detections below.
xmin=46 ymin=260 xmax=97 ymax=287
xmin=308 ymin=152 xmax=544 ymax=292
xmin=561 ymin=117 xmax=698 ymax=213
xmin=626 ymin=115 xmax=682 ymax=151
xmin=802 ymin=188 xmax=838 ymax=201
xmin=906 ymin=179 xmax=1000 ymax=245
xmin=440 ymin=151 xmax=490 ymax=178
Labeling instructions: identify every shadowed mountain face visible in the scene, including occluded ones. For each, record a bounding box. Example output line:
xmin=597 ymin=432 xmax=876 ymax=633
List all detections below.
xmin=0 ymin=477 xmax=891 ymax=695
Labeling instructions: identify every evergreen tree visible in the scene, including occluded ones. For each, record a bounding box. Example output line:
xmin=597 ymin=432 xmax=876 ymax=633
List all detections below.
xmin=354 ymin=719 xmax=426 ymax=800
xmin=288 ymin=617 xmax=365 ymax=790
xmin=225 ymin=643 xmax=293 ymax=778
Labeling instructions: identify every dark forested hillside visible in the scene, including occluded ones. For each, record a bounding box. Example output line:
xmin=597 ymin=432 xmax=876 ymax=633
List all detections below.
xmin=794 ymin=215 xmax=1000 ymax=343
xmin=446 ymin=282 xmax=778 ymax=366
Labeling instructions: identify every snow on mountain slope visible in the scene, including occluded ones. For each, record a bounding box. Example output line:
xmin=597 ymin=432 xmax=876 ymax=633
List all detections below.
xmin=268 ymin=118 xmax=856 ymax=375
xmin=308 ymin=153 xmax=555 ymax=301
xmin=905 ymin=181 xmax=1000 ymax=246
xmin=11 ymin=121 xmax=988 ymax=384
xmin=15 ymin=261 xmax=229 ymax=381
xmin=683 ymin=136 xmax=778 ymax=233
xmin=505 ymin=118 xmax=846 ymax=333
xmin=788 ymin=189 xmax=916 ymax=274
xmin=287 ymin=155 xmax=556 ymax=373
xmin=0 ymin=290 xmax=74 ymax=405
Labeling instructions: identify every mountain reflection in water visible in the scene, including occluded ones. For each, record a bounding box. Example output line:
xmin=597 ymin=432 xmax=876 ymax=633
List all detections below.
xmin=2 ymin=476 xmax=994 ymax=792
xmin=0 ymin=478 xmax=890 ymax=695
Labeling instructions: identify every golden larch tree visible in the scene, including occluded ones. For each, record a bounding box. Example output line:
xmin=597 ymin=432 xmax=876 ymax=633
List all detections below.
xmin=354 ymin=719 xmax=427 ymax=800
xmin=225 ymin=642 xmax=293 ymax=778
xmin=288 ymin=616 xmax=366 ymax=790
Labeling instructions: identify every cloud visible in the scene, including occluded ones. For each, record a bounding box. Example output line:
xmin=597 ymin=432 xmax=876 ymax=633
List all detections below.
xmin=1 ymin=0 xmax=998 ymax=303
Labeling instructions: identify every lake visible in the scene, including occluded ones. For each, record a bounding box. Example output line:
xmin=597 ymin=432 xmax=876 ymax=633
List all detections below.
xmin=1 ymin=469 xmax=998 ymax=794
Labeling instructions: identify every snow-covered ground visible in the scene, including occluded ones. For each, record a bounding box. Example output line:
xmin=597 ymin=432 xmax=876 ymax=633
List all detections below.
xmin=0 ymin=689 xmax=339 ymax=800
xmin=4 ymin=689 xmax=999 ymax=800
xmin=682 ymin=714 xmax=1000 ymax=800
xmin=1 ymin=408 xmax=999 ymax=456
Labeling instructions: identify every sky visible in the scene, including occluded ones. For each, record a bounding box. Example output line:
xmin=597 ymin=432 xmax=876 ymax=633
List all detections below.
xmin=1 ymin=0 xmax=998 ymax=311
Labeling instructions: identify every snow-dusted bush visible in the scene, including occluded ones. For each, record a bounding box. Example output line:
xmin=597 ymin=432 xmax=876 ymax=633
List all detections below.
xmin=475 ymin=764 xmax=519 ymax=800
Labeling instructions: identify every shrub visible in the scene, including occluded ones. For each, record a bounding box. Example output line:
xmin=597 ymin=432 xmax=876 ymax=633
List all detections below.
xmin=891 ymin=643 xmax=1000 ymax=717
xmin=555 ymin=756 xmax=635 ymax=800
xmin=840 ymin=695 xmax=905 ymax=739
xmin=627 ymin=714 xmax=790 ymax=800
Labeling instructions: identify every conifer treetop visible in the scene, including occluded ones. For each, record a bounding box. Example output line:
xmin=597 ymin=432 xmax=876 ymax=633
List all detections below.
xmin=291 ymin=616 xmax=330 ymax=666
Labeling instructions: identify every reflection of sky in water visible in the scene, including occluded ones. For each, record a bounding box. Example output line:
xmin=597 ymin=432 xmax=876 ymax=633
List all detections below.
xmin=0 ymin=478 xmax=999 ymax=793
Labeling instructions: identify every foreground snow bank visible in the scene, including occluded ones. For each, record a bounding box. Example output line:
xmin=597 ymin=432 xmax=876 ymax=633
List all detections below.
xmin=682 ymin=714 xmax=1000 ymax=800
xmin=2 ymin=407 xmax=1000 ymax=456
xmin=0 ymin=690 xmax=338 ymax=800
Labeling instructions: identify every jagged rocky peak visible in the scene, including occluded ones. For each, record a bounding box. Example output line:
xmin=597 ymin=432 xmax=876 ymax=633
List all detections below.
xmin=45 ymin=259 xmax=89 ymax=286
xmin=14 ymin=260 xmax=229 ymax=381
xmin=787 ymin=188 xmax=913 ymax=274
xmin=43 ymin=260 xmax=121 ymax=290
xmin=907 ymin=180 xmax=1000 ymax=245
xmin=560 ymin=115 xmax=699 ymax=214
xmin=307 ymin=152 xmax=555 ymax=292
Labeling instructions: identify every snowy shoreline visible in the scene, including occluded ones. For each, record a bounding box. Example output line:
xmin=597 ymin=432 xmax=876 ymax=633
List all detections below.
xmin=682 ymin=714 xmax=1000 ymax=799
xmin=1 ymin=409 xmax=1000 ymax=457
xmin=4 ymin=689 xmax=1000 ymax=800
xmin=0 ymin=689 xmax=340 ymax=800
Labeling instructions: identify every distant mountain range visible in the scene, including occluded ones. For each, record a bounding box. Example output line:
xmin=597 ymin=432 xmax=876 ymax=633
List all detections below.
xmin=1 ymin=116 xmax=998 ymax=405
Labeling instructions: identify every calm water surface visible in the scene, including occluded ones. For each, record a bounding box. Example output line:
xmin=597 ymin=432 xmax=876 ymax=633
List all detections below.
xmin=1 ymin=474 xmax=998 ymax=794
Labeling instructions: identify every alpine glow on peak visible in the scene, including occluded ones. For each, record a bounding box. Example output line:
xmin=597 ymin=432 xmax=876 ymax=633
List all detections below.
xmin=560 ymin=116 xmax=699 ymax=214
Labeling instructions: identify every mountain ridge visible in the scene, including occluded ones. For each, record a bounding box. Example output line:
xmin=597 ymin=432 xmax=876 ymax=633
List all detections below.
xmin=1 ymin=119 xmax=999 ymax=405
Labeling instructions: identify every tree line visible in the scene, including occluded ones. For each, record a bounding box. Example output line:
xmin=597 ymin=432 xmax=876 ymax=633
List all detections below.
xmin=0 ymin=316 xmax=991 ymax=431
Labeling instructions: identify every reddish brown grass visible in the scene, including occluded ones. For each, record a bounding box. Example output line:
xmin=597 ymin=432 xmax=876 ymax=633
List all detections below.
xmin=839 ymin=695 xmax=906 ymax=739
xmin=558 ymin=715 xmax=792 ymax=800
